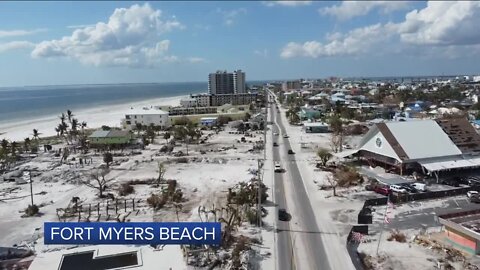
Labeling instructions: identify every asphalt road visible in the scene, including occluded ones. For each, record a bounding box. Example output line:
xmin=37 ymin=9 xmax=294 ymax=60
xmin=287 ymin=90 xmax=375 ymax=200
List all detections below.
xmin=271 ymin=104 xmax=295 ymax=270
xmin=269 ymin=95 xmax=331 ymax=270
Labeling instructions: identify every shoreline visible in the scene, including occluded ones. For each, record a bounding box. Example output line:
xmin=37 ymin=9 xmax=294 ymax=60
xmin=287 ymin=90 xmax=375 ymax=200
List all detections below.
xmin=0 ymin=94 xmax=187 ymax=142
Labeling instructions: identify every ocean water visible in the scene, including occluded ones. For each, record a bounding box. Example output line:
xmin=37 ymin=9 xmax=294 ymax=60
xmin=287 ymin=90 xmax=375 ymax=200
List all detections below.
xmin=0 ymin=82 xmax=207 ymax=124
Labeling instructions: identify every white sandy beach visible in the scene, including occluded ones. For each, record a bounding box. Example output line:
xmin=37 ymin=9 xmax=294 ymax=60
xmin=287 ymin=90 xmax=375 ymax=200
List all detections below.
xmin=0 ymin=95 xmax=187 ymax=142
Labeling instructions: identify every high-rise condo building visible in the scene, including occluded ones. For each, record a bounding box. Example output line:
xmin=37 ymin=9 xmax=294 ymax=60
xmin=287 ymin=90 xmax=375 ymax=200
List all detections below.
xmin=208 ymin=70 xmax=246 ymax=94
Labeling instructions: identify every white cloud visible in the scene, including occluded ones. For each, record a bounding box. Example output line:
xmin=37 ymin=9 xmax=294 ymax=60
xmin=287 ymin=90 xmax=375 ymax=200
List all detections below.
xmin=262 ymin=1 xmax=312 ymax=7
xmin=31 ymin=3 xmax=190 ymax=67
xmin=281 ymin=23 xmax=396 ymax=58
xmin=398 ymin=1 xmax=480 ymax=45
xmin=320 ymin=1 xmax=410 ymax=21
xmin=217 ymin=8 xmax=247 ymax=26
xmin=283 ymin=1 xmax=480 ymax=59
xmin=187 ymin=57 xmax=206 ymax=63
xmin=0 ymin=41 xmax=35 ymax=53
xmin=254 ymin=49 xmax=268 ymax=58
xmin=0 ymin=29 xmax=46 ymax=38
xmin=66 ymin=24 xmax=96 ymax=29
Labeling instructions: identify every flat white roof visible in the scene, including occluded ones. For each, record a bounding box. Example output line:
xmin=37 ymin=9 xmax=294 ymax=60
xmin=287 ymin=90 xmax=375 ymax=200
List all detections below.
xmin=126 ymin=108 xmax=168 ymax=115
xmin=303 ymin=122 xmax=328 ymax=127
xmin=419 ymin=157 xmax=480 ymax=172
xmin=200 ymin=117 xmax=218 ymax=120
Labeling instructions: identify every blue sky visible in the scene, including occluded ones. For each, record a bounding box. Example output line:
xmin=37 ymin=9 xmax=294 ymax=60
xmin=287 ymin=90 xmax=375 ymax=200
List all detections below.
xmin=0 ymin=1 xmax=479 ymax=87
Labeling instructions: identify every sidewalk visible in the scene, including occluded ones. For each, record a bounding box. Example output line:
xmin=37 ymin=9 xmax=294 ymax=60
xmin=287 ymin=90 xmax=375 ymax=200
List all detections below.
xmin=259 ymin=103 xmax=276 ymax=270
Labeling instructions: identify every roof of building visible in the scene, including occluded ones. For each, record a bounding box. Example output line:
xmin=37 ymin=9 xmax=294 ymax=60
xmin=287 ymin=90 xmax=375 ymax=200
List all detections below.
xmin=383 ymin=120 xmax=461 ymax=160
xmin=303 ymin=122 xmax=328 ymax=127
xmin=107 ymin=130 xmax=130 ymax=137
xmin=89 ymin=130 xmax=110 ymax=138
xmin=125 ymin=108 xmax=168 ymax=115
xmin=89 ymin=130 xmax=130 ymax=138
xmin=200 ymin=117 xmax=218 ymax=121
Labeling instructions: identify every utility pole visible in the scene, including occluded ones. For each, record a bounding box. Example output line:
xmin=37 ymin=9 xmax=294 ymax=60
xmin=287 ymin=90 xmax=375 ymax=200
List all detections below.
xmin=257 ymin=158 xmax=263 ymax=227
xmin=29 ymin=170 xmax=34 ymax=206
xmin=376 ymin=193 xmax=391 ymax=255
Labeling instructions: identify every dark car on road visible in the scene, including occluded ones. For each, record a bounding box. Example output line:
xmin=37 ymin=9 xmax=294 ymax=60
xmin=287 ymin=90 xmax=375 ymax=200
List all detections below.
xmin=288 ymin=149 xmax=295 ymax=154
xmin=273 ymin=142 xmax=279 ymax=147
xmin=278 ymin=208 xmax=289 ymax=221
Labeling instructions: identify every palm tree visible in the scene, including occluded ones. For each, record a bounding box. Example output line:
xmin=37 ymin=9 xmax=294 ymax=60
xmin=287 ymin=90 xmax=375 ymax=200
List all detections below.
xmin=163 ymin=132 xmax=171 ymax=144
xmin=81 ymin=121 xmax=87 ymax=132
xmin=58 ymin=122 xmax=68 ymax=136
xmin=134 ymin=123 xmax=143 ymax=136
xmin=1 ymin=139 xmax=8 ymax=153
xmin=32 ymin=129 xmax=40 ymax=140
xmin=59 ymin=113 xmax=66 ymax=123
xmin=70 ymin=118 xmax=79 ymax=139
xmin=67 ymin=110 xmax=74 ymax=123
xmin=24 ymin=138 xmax=31 ymax=153
xmin=10 ymin=141 xmax=18 ymax=157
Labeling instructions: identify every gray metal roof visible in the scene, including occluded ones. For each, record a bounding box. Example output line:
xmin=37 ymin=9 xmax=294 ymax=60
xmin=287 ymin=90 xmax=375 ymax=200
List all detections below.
xmin=107 ymin=130 xmax=130 ymax=138
xmin=385 ymin=120 xmax=461 ymax=160
xmin=89 ymin=130 xmax=110 ymax=138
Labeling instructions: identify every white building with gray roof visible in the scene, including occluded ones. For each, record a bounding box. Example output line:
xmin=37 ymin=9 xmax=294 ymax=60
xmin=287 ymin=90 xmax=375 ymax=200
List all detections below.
xmin=341 ymin=118 xmax=480 ymax=180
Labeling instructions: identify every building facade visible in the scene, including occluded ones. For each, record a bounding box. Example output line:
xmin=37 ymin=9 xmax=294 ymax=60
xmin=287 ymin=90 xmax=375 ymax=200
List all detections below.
xmin=233 ymin=70 xmax=246 ymax=94
xmin=208 ymin=71 xmax=234 ymax=94
xmin=191 ymin=93 xmax=258 ymax=107
xmin=282 ymin=80 xmax=301 ymax=91
xmin=438 ymin=209 xmax=480 ymax=255
xmin=208 ymin=70 xmax=245 ymax=94
xmin=124 ymin=108 xmax=170 ymax=129
xmin=180 ymin=98 xmax=198 ymax=108
xmin=210 ymin=93 xmax=258 ymax=106
xmin=344 ymin=118 xmax=480 ymax=178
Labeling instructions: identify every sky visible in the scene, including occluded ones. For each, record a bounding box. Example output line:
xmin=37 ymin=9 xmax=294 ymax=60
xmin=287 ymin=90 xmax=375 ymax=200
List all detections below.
xmin=0 ymin=1 xmax=480 ymax=87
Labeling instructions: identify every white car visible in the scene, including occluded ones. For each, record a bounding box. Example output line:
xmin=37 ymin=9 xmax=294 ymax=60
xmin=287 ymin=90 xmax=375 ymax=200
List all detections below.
xmin=390 ymin=184 xmax=408 ymax=193
xmin=274 ymin=162 xmax=283 ymax=173
xmin=283 ymin=134 xmax=289 ymax=138
xmin=467 ymin=191 xmax=479 ymax=198
xmin=273 ymin=132 xmax=279 ymax=136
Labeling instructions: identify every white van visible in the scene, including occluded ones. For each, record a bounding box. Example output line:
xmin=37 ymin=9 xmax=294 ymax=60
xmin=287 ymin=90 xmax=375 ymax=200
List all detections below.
xmin=411 ymin=182 xmax=427 ymax=192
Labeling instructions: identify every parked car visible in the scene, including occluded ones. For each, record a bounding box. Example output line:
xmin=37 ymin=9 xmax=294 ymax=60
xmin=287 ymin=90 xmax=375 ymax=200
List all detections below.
xmin=274 ymin=162 xmax=283 ymax=173
xmin=390 ymin=185 xmax=408 ymax=193
xmin=273 ymin=132 xmax=279 ymax=136
xmin=467 ymin=191 xmax=479 ymax=198
xmin=469 ymin=194 xmax=480 ymax=203
xmin=374 ymin=186 xmax=390 ymax=196
xmin=283 ymin=134 xmax=289 ymax=138
xmin=342 ymin=144 xmax=352 ymax=150
xmin=278 ymin=208 xmax=289 ymax=221
xmin=441 ymin=178 xmax=460 ymax=187
xmin=411 ymin=182 xmax=427 ymax=192
xmin=287 ymin=149 xmax=295 ymax=154
xmin=400 ymin=184 xmax=417 ymax=193
xmin=467 ymin=177 xmax=480 ymax=186
xmin=273 ymin=142 xmax=279 ymax=147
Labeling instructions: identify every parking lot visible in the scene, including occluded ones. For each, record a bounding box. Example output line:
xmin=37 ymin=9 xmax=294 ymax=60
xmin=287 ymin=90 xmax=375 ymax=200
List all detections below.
xmin=369 ymin=195 xmax=480 ymax=232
